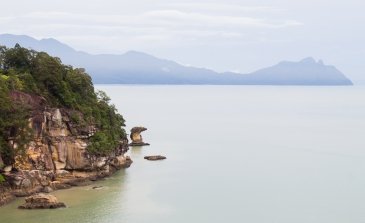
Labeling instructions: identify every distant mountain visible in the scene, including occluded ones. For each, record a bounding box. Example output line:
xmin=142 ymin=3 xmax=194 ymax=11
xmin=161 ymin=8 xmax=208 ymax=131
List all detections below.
xmin=0 ymin=34 xmax=353 ymax=85
xmin=242 ymin=57 xmax=353 ymax=85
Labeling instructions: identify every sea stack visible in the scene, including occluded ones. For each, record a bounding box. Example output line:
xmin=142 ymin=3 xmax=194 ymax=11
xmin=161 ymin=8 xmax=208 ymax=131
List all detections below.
xmin=129 ymin=127 xmax=150 ymax=146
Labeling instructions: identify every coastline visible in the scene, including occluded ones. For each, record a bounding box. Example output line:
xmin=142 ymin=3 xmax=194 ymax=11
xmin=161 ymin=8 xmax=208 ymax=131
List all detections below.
xmin=0 ymin=156 xmax=132 ymax=207
xmin=0 ymin=105 xmax=132 ymax=207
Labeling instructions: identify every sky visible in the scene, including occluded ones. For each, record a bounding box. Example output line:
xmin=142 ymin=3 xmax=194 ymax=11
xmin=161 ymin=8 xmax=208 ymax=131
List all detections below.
xmin=1 ymin=0 xmax=364 ymax=82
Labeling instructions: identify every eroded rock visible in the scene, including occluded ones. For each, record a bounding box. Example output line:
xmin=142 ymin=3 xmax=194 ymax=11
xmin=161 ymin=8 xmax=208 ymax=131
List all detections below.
xmin=18 ymin=193 xmax=66 ymax=209
xmin=129 ymin=127 xmax=150 ymax=146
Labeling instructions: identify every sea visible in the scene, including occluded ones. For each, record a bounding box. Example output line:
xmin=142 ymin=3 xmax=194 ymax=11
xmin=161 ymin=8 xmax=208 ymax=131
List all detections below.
xmin=1 ymin=85 xmax=365 ymax=223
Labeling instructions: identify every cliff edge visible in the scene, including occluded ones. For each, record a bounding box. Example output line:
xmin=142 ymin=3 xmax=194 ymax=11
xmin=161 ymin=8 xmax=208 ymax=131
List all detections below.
xmin=0 ymin=44 xmax=131 ymax=206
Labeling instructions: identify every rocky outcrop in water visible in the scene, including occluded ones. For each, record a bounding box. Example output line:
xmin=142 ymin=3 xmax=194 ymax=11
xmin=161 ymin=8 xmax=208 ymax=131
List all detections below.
xmin=0 ymin=94 xmax=132 ymax=206
xmin=18 ymin=193 xmax=66 ymax=209
xmin=144 ymin=155 xmax=166 ymax=161
xmin=129 ymin=127 xmax=150 ymax=146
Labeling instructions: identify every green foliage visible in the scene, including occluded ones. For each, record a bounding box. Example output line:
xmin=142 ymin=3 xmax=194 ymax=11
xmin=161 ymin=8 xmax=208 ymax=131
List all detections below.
xmin=0 ymin=174 xmax=5 ymax=183
xmin=2 ymin=44 xmax=33 ymax=72
xmin=88 ymin=91 xmax=126 ymax=155
xmin=0 ymin=44 xmax=126 ymax=161
xmin=0 ymin=75 xmax=31 ymax=164
xmin=70 ymin=112 xmax=81 ymax=124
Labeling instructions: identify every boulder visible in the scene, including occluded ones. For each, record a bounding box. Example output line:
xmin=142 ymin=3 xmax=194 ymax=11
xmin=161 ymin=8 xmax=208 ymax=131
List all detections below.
xmin=144 ymin=155 xmax=166 ymax=161
xmin=18 ymin=193 xmax=66 ymax=209
xmin=112 ymin=155 xmax=133 ymax=169
xmin=4 ymin=166 xmax=12 ymax=172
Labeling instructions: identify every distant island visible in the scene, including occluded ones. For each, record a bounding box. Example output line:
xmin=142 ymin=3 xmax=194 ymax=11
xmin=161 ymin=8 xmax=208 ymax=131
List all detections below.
xmin=0 ymin=34 xmax=353 ymax=85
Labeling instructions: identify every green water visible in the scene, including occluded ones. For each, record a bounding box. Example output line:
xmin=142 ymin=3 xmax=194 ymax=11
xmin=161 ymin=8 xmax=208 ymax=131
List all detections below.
xmin=0 ymin=145 xmax=172 ymax=223
xmin=1 ymin=85 xmax=365 ymax=223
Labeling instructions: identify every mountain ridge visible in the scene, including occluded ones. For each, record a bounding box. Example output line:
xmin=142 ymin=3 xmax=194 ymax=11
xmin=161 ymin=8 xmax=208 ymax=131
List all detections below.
xmin=0 ymin=34 xmax=353 ymax=85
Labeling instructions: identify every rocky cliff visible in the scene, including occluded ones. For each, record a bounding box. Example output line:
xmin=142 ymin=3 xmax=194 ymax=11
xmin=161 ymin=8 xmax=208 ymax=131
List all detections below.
xmin=0 ymin=92 xmax=132 ymax=206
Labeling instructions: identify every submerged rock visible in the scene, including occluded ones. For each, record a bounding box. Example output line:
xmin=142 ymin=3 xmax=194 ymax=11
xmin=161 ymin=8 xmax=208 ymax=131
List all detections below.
xmin=18 ymin=193 xmax=66 ymax=209
xmin=144 ymin=155 xmax=166 ymax=161
xmin=129 ymin=127 xmax=150 ymax=146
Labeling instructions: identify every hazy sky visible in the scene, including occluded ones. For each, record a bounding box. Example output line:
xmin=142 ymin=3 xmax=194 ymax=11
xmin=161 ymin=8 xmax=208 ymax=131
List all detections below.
xmin=1 ymin=0 xmax=364 ymax=82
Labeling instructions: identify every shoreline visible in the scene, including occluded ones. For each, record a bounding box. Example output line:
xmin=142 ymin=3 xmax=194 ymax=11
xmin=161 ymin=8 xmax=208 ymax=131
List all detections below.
xmin=0 ymin=157 xmax=132 ymax=207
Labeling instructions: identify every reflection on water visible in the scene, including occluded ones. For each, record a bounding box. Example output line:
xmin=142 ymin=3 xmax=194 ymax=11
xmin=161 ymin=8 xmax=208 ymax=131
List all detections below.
xmin=129 ymin=146 xmax=144 ymax=156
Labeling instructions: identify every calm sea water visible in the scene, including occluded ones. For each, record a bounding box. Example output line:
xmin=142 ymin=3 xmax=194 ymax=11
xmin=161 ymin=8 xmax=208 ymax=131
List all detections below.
xmin=1 ymin=85 xmax=365 ymax=223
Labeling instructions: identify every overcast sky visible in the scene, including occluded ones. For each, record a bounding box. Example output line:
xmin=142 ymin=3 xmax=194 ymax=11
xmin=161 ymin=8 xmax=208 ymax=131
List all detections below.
xmin=1 ymin=0 xmax=364 ymax=82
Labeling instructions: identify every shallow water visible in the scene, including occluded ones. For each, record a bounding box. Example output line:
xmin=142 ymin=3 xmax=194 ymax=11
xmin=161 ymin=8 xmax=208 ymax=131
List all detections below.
xmin=1 ymin=85 xmax=365 ymax=223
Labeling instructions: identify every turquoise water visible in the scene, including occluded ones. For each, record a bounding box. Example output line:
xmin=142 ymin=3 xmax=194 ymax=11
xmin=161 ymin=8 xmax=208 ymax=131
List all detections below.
xmin=1 ymin=85 xmax=365 ymax=223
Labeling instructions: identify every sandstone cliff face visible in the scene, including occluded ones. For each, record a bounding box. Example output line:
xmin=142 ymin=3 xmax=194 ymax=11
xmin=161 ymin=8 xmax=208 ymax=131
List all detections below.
xmin=11 ymin=108 xmax=131 ymax=172
xmin=0 ymin=95 xmax=132 ymax=206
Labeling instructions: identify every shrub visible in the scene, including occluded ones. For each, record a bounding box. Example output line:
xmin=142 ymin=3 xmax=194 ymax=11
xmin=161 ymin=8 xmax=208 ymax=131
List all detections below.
xmin=0 ymin=174 xmax=5 ymax=183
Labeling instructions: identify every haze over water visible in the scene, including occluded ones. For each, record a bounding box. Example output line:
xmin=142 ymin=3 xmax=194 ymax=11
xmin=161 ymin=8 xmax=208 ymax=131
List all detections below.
xmin=1 ymin=85 xmax=364 ymax=223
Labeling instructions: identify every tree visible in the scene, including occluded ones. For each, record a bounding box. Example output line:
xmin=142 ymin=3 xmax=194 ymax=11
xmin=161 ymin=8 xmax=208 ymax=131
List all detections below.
xmin=3 ymin=44 xmax=32 ymax=72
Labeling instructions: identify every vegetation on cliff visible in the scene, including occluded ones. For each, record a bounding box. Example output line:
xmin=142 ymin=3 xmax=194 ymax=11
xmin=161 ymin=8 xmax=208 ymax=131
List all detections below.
xmin=0 ymin=44 xmax=126 ymax=165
